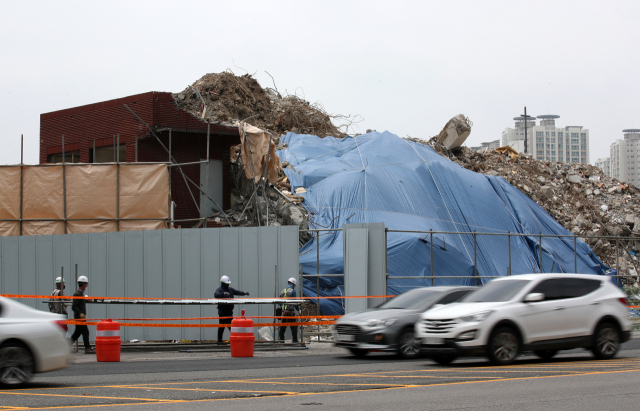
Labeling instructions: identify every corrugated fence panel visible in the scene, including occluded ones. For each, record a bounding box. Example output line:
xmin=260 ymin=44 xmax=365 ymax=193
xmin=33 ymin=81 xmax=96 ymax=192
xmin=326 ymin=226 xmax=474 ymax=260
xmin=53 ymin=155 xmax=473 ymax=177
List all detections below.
xmin=19 ymin=236 xmax=36 ymax=309
xmin=35 ymin=236 xmax=54 ymax=310
xmin=163 ymin=229 xmax=182 ymax=341
xmin=125 ymin=231 xmax=144 ymax=341
xmin=88 ymin=233 xmax=108 ymax=332
xmin=182 ymin=229 xmax=201 ymax=341
xmin=2 ymin=238 xmax=19 ymax=301
xmin=201 ymin=228 xmax=220 ymax=341
xmin=0 ymin=227 xmax=299 ymax=343
xmin=106 ymin=233 xmax=126 ymax=338
xmin=144 ymin=230 xmax=163 ymax=341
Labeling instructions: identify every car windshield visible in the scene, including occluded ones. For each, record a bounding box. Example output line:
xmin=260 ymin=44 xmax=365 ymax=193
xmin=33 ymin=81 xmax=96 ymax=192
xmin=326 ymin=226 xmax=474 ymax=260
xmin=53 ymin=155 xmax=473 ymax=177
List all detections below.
xmin=462 ymin=280 xmax=530 ymax=302
xmin=378 ymin=289 xmax=441 ymax=310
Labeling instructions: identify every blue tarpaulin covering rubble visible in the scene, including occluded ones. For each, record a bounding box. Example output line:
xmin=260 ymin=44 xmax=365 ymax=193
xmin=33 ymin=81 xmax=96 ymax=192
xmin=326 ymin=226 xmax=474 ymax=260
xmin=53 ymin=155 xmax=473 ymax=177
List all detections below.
xmin=277 ymin=131 xmax=612 ymax=315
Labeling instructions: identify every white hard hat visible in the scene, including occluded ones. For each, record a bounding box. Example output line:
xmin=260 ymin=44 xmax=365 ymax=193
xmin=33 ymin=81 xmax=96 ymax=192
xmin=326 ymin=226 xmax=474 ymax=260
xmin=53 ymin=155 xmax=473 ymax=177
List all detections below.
xmin=220 ymin=275 xmax=231 ymax=284
xmin=288 ymin=277 xmax=297 ymax=286
xmin=77 ymin=275 xmax=89 ymax=283
xmin=55 ymin=277 xmax=65 ymax=284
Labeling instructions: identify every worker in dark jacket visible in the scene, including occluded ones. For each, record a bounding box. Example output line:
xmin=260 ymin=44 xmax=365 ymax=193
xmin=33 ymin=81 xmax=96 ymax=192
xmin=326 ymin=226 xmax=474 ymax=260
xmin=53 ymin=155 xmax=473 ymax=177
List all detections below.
xmin=278 ymin=277 xmax=300 ymax=343
xmin=70 ymin=276 xmax=95 ymax=354
xmin=214 ymin=275 xmax=249 ymax=344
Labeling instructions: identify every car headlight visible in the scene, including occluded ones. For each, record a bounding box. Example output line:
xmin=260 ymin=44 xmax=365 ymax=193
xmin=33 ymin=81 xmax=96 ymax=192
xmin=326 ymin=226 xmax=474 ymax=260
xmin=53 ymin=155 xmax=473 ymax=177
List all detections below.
xmin=365 ymin=319 xmax=397 ymax=329
xmin=459 ymin=311 xmax=493 ymax=323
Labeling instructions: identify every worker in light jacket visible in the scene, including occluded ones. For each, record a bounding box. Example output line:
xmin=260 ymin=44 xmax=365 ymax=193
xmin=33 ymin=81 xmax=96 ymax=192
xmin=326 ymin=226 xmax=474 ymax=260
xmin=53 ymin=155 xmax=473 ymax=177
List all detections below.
xmin=214 ymin=275 xmax=249 ymax=344
xmin=278 ymin=277 xmax=300 ymax=343
xmin=70 ymin=276 xmax=95 ymax=354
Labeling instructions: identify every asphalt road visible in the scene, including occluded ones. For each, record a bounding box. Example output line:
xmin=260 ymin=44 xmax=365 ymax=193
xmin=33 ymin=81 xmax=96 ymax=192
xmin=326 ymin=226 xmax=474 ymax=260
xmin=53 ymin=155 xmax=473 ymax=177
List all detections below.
xmin=2 ymin=339 xmax=640 ymax=410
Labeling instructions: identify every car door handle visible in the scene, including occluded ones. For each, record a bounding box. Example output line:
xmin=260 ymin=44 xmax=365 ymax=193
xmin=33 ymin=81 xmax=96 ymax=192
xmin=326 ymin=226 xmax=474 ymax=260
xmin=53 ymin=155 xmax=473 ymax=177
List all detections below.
xmin=553 ymin=307 xmax=564 ymax=310
xmin=591 ymin=301 xmax=600 ymax=305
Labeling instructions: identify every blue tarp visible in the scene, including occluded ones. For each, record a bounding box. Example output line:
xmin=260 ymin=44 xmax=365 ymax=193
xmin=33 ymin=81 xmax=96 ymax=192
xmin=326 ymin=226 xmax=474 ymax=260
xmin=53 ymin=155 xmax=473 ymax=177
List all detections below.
xmin=277 ymin=131 xmax=610 ymax=315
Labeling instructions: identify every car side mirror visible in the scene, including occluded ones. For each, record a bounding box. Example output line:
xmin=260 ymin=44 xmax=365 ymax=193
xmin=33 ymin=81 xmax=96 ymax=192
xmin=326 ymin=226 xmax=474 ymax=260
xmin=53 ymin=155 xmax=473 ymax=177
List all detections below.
xmin=524 ymin=293 xmax=545 ymax=303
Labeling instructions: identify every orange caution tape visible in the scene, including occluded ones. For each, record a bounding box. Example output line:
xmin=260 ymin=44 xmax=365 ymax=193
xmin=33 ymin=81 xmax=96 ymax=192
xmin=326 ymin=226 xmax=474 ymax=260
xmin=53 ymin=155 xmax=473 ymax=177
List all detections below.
xmin=83 ymin=315 xmax=341 ymax=321
xmin=1 ymin=294 xmax=395 ymax=300
xmin=64 ymin=320 xmax=336 ymax=328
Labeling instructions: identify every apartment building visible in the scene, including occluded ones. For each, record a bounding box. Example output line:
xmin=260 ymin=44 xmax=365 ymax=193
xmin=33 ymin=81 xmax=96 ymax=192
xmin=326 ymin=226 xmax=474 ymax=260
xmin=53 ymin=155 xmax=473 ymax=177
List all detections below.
xmin=610 ymin=129 xmax=640 ymax=186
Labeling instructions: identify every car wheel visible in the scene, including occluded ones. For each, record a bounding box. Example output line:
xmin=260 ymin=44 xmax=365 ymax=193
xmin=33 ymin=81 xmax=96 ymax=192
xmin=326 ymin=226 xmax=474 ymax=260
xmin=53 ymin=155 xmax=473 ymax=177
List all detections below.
xmin=488 ymin=327 xmax=519 ymax=366
xmin=592 ymin=322 xmax=620 ymax=360
xmin=0 ymin=343 xmax=34 ymax=386
xmin=534 ymin=350 xmax=558 ymax=360
xmin=397 ymin=328 xmax=420 ymax=359
xmin=348 ymin=348 xmax=369 ymax=357
xmin=432 ymin=355 xmax=456 ymax=365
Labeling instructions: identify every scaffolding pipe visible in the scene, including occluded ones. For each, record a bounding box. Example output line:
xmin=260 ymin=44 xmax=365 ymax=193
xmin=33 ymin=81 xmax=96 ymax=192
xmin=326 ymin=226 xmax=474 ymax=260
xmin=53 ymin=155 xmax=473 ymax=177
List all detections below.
xmin=62 ymin=135 xmax=67 ymax=234
xmin=123 ymin=105 xmax=230 ymax=225
xmin=19 ymin=135 xmax=23 ymax=236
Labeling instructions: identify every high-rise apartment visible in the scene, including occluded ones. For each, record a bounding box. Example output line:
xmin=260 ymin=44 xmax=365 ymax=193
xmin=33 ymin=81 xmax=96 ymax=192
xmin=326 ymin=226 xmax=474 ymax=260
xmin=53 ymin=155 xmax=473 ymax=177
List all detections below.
xmin=502 ymin=114 xmax=589 ymax=164
xmin=610 ymin=129 xmax=640 ymax=186
xmin=595 ymin=158 xmax=611 ymax=177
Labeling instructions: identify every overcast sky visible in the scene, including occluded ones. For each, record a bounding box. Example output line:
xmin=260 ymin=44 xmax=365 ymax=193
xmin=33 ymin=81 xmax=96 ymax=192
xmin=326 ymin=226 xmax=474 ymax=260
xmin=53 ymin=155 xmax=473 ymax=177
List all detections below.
xmin=1 ymin=0 xmax=638 ymax=165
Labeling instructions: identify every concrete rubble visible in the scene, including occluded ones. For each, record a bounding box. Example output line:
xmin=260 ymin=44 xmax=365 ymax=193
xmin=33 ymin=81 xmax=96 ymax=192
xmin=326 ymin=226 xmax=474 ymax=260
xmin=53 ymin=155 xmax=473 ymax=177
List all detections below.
xmin=174 ymin=71 xmax=358 ymax=246
xmin=411 ymin=135 xmax=640 ymax=284
xmin=173 ymin=71 xmax=638 ymax=284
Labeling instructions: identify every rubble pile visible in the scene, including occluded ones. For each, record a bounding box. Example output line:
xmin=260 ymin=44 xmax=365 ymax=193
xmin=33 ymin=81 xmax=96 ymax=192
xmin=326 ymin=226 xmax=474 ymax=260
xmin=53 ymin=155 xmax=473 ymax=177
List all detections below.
xmin=416 ymin=138 xmax=640 ymax=281
xmin=173 ymin=71 xmax=352 ymax=138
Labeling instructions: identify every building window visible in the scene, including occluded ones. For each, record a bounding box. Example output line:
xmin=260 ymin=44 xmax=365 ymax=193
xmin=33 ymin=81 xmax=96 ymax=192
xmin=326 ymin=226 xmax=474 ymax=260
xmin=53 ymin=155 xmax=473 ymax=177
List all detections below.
xmin=537 ymin=150 xmax=544 ymax=156
xmin=48 ymin=151 xmax=81 ymax=163
xmin=537 ymin=137 xmax=543 ymax=143
xmin=551 ymin=144 xmax=555 ymax=149
xmin=580 ymin=133 xmax=586 ymax=138
xmin=546 ymin=132 xmax=550 ymax=137
xmin=537 ymin=144 xmax=544 ymax=149
xmin=551 ymin=132 xmax=555 ymax=137
xmin=558 ymin=132 xmax=563 ymax=137
xmin=91 ymin=145 xmax=127 ymax=163
xmin=536 ymin=131 xmax=544 ymax=137
xmin=546 ymin=138 xmax=550 ymax=143
xmin=571 ymin=133 xmax=578 ymax=138
xmin=546 ymin=144 xmax=550 ymax=149
xmin=551 ymin=151 xmax=556 ymax=155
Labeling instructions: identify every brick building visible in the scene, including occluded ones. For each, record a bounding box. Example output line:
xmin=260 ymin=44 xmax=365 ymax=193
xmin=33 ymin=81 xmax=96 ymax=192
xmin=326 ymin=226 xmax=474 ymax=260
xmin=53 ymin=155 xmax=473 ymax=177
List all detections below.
xmin=39 ymin=92 xmax=240 ymax=222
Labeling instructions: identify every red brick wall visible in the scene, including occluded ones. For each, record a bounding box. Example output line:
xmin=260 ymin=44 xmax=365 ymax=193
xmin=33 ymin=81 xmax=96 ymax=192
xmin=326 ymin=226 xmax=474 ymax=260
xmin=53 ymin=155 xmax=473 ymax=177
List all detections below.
xmin=39 ymin=92 xmax=240 ymax=222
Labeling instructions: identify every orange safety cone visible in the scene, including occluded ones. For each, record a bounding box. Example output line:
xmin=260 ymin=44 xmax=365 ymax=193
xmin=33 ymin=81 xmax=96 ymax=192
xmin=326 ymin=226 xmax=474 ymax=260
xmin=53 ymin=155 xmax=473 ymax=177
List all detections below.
xmin=95 ymin=319 xmax=121 ymax=362
xmin=230 ymin=310 xmax=254 ymax=357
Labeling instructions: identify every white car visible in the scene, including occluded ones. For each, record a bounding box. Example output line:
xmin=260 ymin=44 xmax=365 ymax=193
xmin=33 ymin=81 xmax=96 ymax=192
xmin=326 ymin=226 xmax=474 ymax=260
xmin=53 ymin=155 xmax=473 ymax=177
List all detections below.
xmin=0 ymin=296 xmax=71 ymax=386
xmin=416 ymin=274 xmax=631 ymax=365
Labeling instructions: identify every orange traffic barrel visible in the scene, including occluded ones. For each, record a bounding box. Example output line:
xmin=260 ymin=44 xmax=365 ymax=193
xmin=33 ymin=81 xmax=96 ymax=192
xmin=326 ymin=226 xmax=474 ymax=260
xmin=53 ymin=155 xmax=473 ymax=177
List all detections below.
xmin=230 ymin=310 xmax=254 ymax=357
xmin=95 ymin=319 xmax=121 ymax=362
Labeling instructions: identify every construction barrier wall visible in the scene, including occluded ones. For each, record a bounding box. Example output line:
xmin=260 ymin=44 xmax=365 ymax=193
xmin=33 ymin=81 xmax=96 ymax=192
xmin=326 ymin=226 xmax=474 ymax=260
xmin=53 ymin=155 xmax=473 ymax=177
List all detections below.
xmin=0 ymin=163 xmax=169 ymax=236
xmin=0 ymin=226 xmax=300 ymax=341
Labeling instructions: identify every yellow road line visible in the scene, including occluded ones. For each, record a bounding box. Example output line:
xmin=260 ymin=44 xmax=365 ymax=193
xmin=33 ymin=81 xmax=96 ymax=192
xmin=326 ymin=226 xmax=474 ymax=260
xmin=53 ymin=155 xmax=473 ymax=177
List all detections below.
xmin=113 ymin=386 xmax=297 ymax=395
xmin=0 ymin=392 xmax=168 ymax=402
xmin=221 ymin=380 xmax=408 ymax=387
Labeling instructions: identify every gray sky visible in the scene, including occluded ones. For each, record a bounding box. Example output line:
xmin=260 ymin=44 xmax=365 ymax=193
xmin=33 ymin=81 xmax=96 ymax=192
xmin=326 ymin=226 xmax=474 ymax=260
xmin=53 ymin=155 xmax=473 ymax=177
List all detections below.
xmin=1 ymin=0 xmax=638 ymax=165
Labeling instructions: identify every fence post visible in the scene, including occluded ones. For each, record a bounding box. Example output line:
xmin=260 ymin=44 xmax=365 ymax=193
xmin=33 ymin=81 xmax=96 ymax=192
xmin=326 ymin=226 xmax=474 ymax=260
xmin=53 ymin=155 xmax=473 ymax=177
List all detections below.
xmin=474 ymin=231 xmax=477 ymax=285
xmin=539 ymin=233 xmax=543 ymax=272
xmin=430 ymin=229 xmax=434 ymax=286
xmin=574 ymin=235 xmax=578 ymax=274
xmin=507 ymin=231 xmax=511 ymax=276
xmin=616 ymin=238 xmax=619 ymax=276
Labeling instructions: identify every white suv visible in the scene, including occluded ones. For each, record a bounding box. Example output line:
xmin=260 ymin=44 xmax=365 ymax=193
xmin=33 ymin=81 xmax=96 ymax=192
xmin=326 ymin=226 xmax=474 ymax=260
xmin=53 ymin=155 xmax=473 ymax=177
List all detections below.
xmin=416 ymin=274 xmax=631 ymax=365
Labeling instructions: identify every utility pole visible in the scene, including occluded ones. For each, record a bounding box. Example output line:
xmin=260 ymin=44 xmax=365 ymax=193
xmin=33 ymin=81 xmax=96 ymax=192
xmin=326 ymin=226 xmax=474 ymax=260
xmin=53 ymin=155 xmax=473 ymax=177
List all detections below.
xmin=521 ymin=106 xmax=533 ymax=155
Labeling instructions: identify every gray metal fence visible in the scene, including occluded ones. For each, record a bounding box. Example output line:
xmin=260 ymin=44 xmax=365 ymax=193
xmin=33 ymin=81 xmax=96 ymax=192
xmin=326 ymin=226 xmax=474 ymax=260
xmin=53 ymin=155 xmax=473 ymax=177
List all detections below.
xmin=0 ymin=226 xmax=299 ymax=341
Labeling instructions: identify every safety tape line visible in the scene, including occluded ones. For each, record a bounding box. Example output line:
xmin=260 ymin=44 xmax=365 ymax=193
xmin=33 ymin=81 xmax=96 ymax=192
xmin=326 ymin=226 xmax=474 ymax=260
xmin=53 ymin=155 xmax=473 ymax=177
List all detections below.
xmin=82 ymin=315 xmax=341 ymax=321
xmin=64 ymin=320 xmax=336 ymax=328
xmin=0 ymin=294 xmax=395 ymax=300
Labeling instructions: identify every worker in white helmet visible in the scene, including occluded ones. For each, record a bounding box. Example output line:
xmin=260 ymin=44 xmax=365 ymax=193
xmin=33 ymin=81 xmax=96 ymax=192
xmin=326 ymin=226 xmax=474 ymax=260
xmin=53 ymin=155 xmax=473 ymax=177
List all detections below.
xmin=278 ymin=277 xmax=300 ymax=343
xmin=70 ymin=276 xmax=95 ymax=354
xmin=214 ymin=275 xmax=249 ymax=344
xmin=49 ymin=277 xmax=67 ymax=315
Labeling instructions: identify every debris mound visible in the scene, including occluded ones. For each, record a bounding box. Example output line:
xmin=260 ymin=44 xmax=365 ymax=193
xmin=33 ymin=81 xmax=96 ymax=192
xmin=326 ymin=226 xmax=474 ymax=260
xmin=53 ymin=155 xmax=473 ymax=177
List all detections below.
xmin=415 ymin=137 xmax=640 ymax=283
xmin=173 ymin=71 xmax=355 ymax=138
